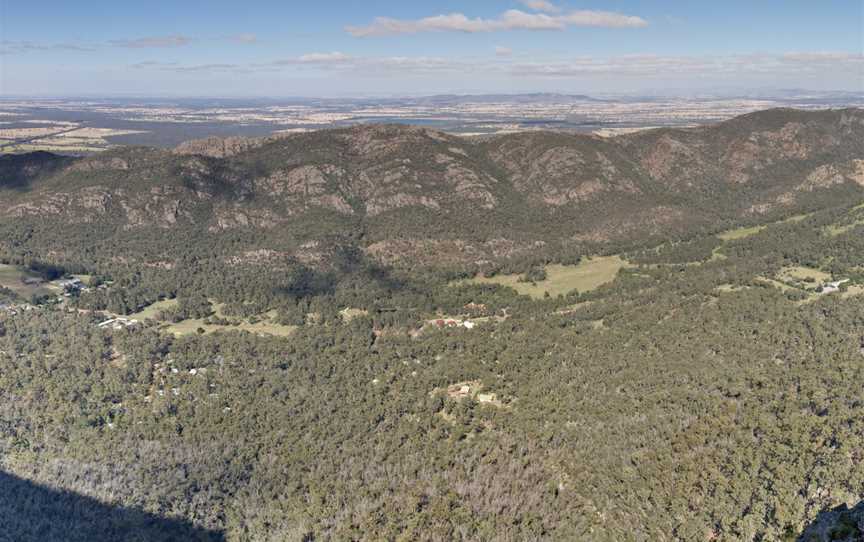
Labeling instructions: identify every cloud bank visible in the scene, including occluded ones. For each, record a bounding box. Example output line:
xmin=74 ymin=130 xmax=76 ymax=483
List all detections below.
xmin=519 ymin=0 xmax=561 ymax=13
xmin=346 ymin=9 xmax=648 ymax=37
xmin=109 ymin=35 xmax=192 ymax=48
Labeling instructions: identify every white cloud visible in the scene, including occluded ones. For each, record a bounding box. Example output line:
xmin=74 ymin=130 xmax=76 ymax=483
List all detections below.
xmin=109 ymin=35 xmax=192 ymax=48
xmin=345 ymin=9 xmax=647 ymax=37
xmin=229 ymin=33 xmax=258 ymax=44
xmin=297 ymin=51 xmax=352 ymax=63
xmin=495 ymin=46 xmax=513 ymax=57
xmin=134 ymin=50 xmax=862 ymax=88
xmin=0 ymin=40 xmax=96 ymax=54
xmin=519 ymin=0 xmax=561 ymax=13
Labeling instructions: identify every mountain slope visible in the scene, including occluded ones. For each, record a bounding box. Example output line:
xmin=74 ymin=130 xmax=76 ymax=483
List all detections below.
xmin=1 ymin=108 xmax=863 ymax=268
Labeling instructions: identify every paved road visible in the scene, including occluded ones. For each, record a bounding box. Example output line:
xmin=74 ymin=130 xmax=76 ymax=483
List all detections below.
xmin=0 ymin=125 xmax=83 ymax=151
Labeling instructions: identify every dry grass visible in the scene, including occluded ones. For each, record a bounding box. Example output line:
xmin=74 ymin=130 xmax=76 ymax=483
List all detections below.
xmin=0 ymin=264 xmax=57 ymax=299
xmin=461 ymin=255 xmax=628 ymax=299
xmin=717 ymin=225 xmax=767 ymax=241
xmin=164 ymin=318 xmax=297 ymax=337
xmin=128 ymin=298 xmax=179 ymax=321
xmin=777 ymin=266 xmax=831 ymax=284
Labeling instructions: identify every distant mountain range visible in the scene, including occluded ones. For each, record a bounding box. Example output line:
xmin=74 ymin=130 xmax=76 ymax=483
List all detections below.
xmin=2 ymin=108 xmax=863 ymax=269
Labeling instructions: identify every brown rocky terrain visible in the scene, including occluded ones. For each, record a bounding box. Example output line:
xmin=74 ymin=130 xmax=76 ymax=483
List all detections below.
xmin=1 ymin=108 xmax=863 ymax=267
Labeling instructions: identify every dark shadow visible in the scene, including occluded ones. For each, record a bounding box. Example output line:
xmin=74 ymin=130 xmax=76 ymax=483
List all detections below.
xmin=0 ymin=151 xmax=71 ymax=192
xmin=0 ymin=471 xmax=224 ymax=542
xmin=798 ymin=501 xmax=864 ymax=542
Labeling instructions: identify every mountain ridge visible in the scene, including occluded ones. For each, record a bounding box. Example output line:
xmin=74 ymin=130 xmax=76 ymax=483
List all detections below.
xmin=2 ymin=108 xmax=863 ymax=268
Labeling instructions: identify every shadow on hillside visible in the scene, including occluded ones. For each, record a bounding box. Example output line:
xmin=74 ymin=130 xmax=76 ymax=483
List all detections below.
xmin=0 ymin=471 xmax=224 ymax=542
xmin=798 ymin=501 xmax=864 ymax=541
xmin=0 ymin=152 xmax=70 ymax=193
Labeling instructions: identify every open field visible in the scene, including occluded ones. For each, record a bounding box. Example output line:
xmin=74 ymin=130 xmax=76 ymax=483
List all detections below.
xmin=128 ymin=298 xmax=179 ymax=320
xmin=717 ymin=214 xmax=811 ymax=242
xmin=164 ymin=318 xmax=298 ymax=337
xmin=823 ymin=208 xmax=864 ymax=236
xmin=777 ymin=266 xmax=831 ymax=284
xmin=0 ymin=121 xmax=148 ymax=154
xmin=755 ymin=265 xmax=856 ymax=304
xmin=120 ymin=297 xmax=296 ymax=336
xmin=717 ymin=224 xmax=767 ymax=241
xmin=460 ymin=256 xmax=628 ymax=299
xmin=842 ymin=285 xmax=864 ymax=299
xmin=0 ymin=264 xmax=57 ymax=299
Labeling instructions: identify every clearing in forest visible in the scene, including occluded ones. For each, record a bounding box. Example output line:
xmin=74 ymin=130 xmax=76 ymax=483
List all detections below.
xmin=128 ymin=298 xmax=179 ymax=320
xmin=717 ymin=214 xmax=811 ymax=241
xmin=164 ymin=303 xmax=297 ymax=337
xmin=125 ymin=297 xmax=296 ymax=337
xmin=0 ymin=264 xmax=58 ymax=299
xmin=717 ymin=224 xmax=767 ymax=241
xmin=776 ymin=266 xmax=831 ymax=285
xmin=462 ymin=255 xmax=628 ymax=299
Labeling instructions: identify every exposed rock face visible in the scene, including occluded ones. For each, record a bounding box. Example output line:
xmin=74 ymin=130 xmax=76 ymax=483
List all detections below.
xmin=260 ymin=165 xmax=354 ymax=214
xmin=486 ymin=133 xmax=640 ymax=206
xmin=174 ymin=136 xmax=270 ymax=158
xmin=799 ymin=161 xmax=864 ymax=191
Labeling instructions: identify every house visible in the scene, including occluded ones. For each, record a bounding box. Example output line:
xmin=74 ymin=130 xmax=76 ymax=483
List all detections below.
xmin=97 ymin=317 xmax=140 ymax=330
xmin=56 ymin=278 xmax=83 ymax=292
xmin=821 ymin=278 xmax=850 ymax=294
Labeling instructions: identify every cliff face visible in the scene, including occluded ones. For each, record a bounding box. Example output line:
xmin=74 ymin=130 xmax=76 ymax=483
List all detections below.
xmin=2 ymin=108 xmax=863 ymax=265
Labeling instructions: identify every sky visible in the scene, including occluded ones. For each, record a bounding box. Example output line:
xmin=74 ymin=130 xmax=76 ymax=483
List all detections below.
xmin=0 ymin=0 xmax=862 ymax=97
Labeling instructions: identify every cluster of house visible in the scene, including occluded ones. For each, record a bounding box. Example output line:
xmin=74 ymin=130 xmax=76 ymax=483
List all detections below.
xmin=821 ymin=279 xmax=850 ymax=294
xmin=434 ymin=318 xmax=476 ymax=329
xmin=56 ymin=278 xmax=83 ymax=291
xmin=56 ymin=277 xmax=108 ymax=295
xmin=97 ymin=317 xmax=140 ymax=331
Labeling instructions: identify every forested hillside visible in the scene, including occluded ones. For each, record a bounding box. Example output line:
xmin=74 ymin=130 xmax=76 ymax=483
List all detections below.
xmin=1 ymin=109 xmax=864 ymax=540
xmin=1 ymin=108 xmax=863 ymax=270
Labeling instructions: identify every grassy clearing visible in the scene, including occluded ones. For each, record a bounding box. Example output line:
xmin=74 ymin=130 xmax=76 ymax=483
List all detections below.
xmin=777 ymin=266 xmax=831 ymax=284
xmin=128 ymin=298 xmax=179 ymax=321
xmin=842 ymin=285 xmax=864 ymax=299
xmin=461 ymin=256 xmax=628 ymax=299
xmin=824 ymin=215 xmax=864 ymax=237
xmin=756 ymin=266 xmax=851 ymax=305
xmin=756 ymin=277 xmax=799 ymax=293
xmin=164 ymin=319 xmax=298 ymax=337
xmin=715 ymin=284 xmax=749 ymax=293
xmin=162 ymin=300 xmax=297 ymax=337
xmin=125 ymin=297 xmax=297 ymax=337
xmin=717 ymin=214 xmax=811 ymax=242
xmin=340 ymin=307 xmax=369 ymax=322
xmin=717 ymin=225 xmax=767 ymax=241
xmin=0 ymin=264 xmax=57 ymax=299
xmin=780 ymin=213 xmax=812 ymax=224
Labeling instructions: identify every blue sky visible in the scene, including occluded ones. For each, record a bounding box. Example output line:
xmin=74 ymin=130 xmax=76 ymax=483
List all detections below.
xmin=1 ymin=0 xmax=862 ymax=96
